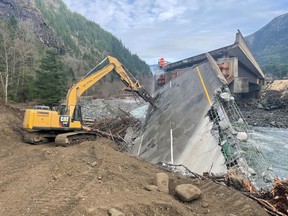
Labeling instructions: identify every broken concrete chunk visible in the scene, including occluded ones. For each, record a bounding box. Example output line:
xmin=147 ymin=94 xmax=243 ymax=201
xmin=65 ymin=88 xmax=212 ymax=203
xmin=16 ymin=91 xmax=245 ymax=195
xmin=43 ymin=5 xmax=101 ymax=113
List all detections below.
xmin=145 ymin=185 xmax=159 ymax=191
xmin=236 ymin=132 xmax=248 ymax=141
xmin=237 ymin=118 xmax=244 ymax=124
xmin=154 ymin=172 xmax=169 ymax=193
xmin=175 ymin=184 xmax=201 ymax=202
xmin=220 ymin=92 xmax=231 ymax=101
xmin=108 ymin=208 xmax=125 ymax=216
xmin=219 ymin=120 xmax=229 ymax=129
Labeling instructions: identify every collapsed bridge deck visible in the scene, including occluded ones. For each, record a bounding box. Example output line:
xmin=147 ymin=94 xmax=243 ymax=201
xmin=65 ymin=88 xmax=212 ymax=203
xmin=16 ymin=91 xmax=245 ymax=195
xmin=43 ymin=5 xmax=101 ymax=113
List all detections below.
xmin=132 ymin=55 xmax=227 ymax=174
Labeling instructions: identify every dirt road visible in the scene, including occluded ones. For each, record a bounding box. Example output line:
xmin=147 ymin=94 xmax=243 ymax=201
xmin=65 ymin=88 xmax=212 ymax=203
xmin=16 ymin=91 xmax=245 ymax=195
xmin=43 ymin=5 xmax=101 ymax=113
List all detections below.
xmin=0 ymin=105 xmax=268 ymax=215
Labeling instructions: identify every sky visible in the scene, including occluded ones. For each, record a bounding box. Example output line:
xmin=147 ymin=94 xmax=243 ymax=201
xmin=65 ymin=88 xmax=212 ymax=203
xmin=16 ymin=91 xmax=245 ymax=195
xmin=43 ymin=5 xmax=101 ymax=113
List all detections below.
xmin=62 ymin=0 xmax=288 ymax=65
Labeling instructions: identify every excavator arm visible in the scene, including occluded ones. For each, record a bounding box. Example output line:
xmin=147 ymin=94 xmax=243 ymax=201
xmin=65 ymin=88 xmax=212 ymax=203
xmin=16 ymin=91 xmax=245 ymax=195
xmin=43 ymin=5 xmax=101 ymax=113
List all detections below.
xmin=65 ymin=55 xmax=154 ymax=117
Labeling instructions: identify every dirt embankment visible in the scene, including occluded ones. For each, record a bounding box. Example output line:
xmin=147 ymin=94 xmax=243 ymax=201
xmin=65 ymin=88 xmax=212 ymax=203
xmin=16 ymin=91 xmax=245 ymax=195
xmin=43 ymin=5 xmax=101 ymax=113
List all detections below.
xmin=237 ymin=80 xmax=288 ymax=128
xmin=0 ymin=104 xmax=268 ymax=216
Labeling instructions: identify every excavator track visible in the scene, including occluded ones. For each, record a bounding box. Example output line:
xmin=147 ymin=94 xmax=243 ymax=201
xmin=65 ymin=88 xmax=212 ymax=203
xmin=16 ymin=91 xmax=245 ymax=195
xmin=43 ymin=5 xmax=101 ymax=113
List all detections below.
xmin=55 ymin=131 xmax=97 ymax=147
xmin=24 ymin=132 xmax=57 ymax=144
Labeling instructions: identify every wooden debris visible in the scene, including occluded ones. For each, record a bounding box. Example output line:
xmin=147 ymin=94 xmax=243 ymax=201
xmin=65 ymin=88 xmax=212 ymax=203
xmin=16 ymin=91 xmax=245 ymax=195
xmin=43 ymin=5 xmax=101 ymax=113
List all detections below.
xmin=156 ymin=162 xmax=205 ymax=180
xmin=240 ymin=177 xmax=288 ymax=216
xmin=227 ymin=169 xmax=256 ymax=192
xmin=82 ymin=107 xmax=141 ymax=145
xmin=271 ymin=177 xmax=288 ymax=215
xmin=205 ymin=172 xmax=287 ymax=215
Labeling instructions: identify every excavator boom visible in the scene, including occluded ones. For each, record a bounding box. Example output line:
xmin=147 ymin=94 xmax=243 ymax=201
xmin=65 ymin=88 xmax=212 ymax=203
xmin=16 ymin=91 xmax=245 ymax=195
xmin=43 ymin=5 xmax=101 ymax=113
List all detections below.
xmin=65 ymin=55 xmax=155 ymax=117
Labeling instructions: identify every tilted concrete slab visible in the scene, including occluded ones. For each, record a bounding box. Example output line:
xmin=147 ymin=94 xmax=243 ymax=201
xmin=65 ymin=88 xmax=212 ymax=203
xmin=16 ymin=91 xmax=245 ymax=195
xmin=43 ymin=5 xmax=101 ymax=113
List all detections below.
xmin=132 ymin=57 xmax=227 ymax=174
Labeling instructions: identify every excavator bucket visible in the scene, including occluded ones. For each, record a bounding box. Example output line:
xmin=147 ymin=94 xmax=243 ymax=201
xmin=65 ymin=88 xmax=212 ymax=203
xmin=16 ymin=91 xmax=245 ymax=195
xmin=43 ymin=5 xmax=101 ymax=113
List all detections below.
xmin=136 ymin=88 xmax=156 ymax=108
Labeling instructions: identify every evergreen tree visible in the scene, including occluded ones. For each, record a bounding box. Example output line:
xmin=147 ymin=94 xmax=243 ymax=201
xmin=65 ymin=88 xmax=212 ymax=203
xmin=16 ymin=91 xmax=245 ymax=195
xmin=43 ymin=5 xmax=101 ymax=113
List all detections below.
xmin=34 ymin=49 xmax=68 ymax=106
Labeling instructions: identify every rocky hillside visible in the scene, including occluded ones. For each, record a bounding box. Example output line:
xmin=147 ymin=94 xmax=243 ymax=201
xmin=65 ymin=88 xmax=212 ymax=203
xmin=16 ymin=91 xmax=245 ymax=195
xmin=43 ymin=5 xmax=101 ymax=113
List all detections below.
xmin=0 ymin=0 xmax=151 ymax=102
xmin=0 ymin=0 xmax=63 ymax=48
xmin=245 ymin=13 xmax=288 ymax=78
xmin=0 ymin=0 xmax=150 ymax=75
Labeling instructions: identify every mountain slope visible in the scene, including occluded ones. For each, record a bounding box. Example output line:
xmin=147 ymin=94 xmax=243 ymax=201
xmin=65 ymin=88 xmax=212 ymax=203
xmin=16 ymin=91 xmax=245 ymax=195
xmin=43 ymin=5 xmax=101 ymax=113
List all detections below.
xmin=245 ymin=13 xmax=288 ymax=77
xmin=0 ymin=0 xmax=151 ymax=102
xmin=34 ymin=0 xmax=150 ymax=77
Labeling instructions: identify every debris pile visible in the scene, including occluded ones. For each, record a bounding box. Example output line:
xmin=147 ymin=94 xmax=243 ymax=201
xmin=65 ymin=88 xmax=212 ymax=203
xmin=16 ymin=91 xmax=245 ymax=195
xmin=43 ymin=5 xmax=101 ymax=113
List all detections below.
xmin=83 ymin=107 xmax=141 ymax=147
xmin=79 ymin=96 xmax=147 ymax=148
xmin=237 ymin=80 xmax=288 ymax=128
xmin=246 ymin=178 xmax=288 ymax=216
xmin=269 ymin=178 xmax=288 ymax=215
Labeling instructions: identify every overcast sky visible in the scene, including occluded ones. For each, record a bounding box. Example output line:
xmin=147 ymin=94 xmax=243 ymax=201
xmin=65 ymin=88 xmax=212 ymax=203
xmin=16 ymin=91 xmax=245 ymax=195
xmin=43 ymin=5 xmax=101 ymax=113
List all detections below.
xmin=62 ymin=0 xmax=288 ymax=65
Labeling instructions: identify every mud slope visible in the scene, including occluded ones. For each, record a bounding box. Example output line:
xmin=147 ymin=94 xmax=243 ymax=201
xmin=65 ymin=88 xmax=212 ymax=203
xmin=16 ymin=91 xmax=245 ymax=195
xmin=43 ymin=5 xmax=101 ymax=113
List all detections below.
xmin=0 ymin=105 xmax=268 ymax=215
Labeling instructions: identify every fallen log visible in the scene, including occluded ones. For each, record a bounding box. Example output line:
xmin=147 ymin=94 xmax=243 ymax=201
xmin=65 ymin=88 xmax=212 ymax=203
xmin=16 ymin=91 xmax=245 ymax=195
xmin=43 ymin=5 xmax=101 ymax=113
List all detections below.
xmin=243 ymin=192 xmax=287 ymax=216
xmin=83 ymin=126 xmax=122 ymax=142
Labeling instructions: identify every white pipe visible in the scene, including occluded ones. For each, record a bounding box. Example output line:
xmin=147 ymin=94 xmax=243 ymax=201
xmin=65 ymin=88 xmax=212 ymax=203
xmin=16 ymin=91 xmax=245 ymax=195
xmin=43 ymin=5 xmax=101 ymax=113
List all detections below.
xmin=170 ymin=123 xmax=174 ymax=164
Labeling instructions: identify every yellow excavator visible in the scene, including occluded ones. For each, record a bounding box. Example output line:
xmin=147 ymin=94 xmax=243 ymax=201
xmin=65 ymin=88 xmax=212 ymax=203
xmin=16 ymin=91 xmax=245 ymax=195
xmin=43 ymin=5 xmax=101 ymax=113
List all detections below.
xmin=23 ymin=55 xmax=155 ymax=146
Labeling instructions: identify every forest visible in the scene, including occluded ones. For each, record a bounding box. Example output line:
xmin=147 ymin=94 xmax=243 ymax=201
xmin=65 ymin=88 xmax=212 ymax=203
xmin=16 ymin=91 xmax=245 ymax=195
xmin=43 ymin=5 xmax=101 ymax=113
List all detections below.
xmin=0 ymin=0 xmax=152 ymax=105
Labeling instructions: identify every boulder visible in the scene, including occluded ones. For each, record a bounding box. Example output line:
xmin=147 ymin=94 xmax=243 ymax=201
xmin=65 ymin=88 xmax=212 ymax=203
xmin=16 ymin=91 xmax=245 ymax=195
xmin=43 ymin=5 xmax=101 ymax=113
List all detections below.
xmin=108 ymin=208 xmax=125 ymax=216
xmin=145 ymin=185 xmax=158 ymax=191
xmin=154 ymin=173 xmax=169 ymax=193
xmin=175 ymin=184 xmax=201 ymax=202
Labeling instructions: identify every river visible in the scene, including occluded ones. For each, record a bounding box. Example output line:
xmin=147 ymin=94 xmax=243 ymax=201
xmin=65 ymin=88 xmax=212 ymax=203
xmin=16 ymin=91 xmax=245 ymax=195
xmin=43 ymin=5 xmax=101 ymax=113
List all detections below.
xmin=251 ymin=127 xmax=288 ymax=179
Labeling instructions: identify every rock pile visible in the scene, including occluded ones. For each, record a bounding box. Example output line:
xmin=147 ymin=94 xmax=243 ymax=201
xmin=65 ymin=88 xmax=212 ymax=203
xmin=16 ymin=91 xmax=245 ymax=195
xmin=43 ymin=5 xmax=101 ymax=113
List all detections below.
xmin=237 ymin=80 xmax=288 ymax=128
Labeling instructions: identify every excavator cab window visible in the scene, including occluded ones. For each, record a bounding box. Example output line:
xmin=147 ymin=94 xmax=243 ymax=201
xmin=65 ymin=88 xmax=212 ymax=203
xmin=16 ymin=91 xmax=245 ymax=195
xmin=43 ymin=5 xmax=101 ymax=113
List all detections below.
xmin=58 ymin=105 xmax=66 ymax=115
xmin=72 ymin=105 xmax=82 ymax=123
xmin=33 ymin=105 xmax=50 ymax=110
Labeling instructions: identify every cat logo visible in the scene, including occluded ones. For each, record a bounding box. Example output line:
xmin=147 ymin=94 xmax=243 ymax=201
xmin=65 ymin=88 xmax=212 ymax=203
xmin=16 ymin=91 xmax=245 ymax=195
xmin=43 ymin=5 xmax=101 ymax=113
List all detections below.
xmin=59 ymin=115 xmax=70 ymax=127
xmin=60 ymin=116 xmax=69 ymax=122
